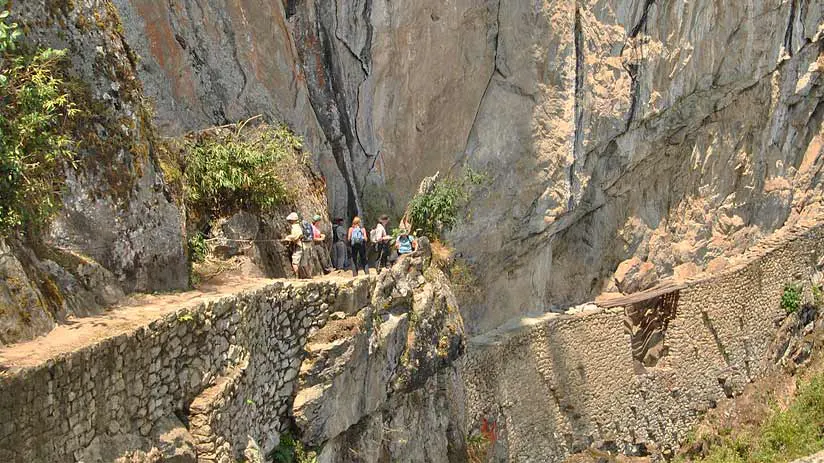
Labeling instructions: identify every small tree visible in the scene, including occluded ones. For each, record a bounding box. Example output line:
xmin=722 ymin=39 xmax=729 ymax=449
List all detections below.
xmin=407 ymin=169 xmax=487 ymax=239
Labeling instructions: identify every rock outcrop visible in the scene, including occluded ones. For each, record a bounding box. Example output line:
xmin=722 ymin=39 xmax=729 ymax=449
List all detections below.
xmin=293 ymin=240 xmax=467 ymax=462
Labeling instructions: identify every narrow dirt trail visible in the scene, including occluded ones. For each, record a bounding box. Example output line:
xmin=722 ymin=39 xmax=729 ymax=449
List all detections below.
xmin=0 ymin=271 xmax=365 ymax=372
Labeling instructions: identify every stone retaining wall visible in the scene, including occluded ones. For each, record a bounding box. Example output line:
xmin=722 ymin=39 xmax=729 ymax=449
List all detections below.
xmin=0 ymin=278 xmax=373 ymax=462
xmin=460 ymin=221 xmax=824 ymax=462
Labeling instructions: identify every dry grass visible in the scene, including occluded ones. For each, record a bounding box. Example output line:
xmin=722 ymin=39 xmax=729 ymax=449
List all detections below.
xmin=430 ymin=239 xmax=453 ymax=269
xmin=191 ymin=255 xmax=245 ymax=286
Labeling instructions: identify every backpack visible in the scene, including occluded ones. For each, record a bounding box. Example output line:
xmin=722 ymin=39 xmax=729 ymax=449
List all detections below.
xmin=397 ymin=235 xmax=414 ymax=254
xmin=334 ymin=224 xmax=347 ymax=243
xmin=300 ymin=221 xmax=313 ymax=242
xmin=351 ymin=227 xmax=364 ymax=245
xmin=369 ymin=227 xmax=378 ymax=243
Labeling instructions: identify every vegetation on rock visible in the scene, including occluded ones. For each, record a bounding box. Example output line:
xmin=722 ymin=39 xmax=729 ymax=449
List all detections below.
xmin=408 ymin=169 xmax=486 ymax=239
xmin=187 ymin=231 xmax=207 ymax=264
xmin=268 ymin=433 xmax=317 ymax=463
xmin=155 ymin=120 xmax=311 ymax=275
xmin=681 ymin=371 xmax=824 ymax=462
xmin=781 ymin=283 xmax=803 ymax=314
xmin=182 ymin=123 xmax=304 ymax=218
xmin=0 ymin=0 xmax=77 ymax=235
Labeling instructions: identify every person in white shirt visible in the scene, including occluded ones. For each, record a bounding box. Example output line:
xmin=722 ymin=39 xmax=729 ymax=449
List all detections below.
xmin=283 ymin=212 xmax=306 ymax=277
xmin=374 ymin=214 xmax=391 ymax=272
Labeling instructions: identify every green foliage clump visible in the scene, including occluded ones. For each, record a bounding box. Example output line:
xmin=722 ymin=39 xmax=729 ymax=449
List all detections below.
xmin=408 ymin=169 xmax=487 ymax=239
xmin=0 ymin=2 xmax=22 ymax=66
xmin=0 ymin=1 xmax=77 ymax=234
xmin=268 ymin=433 xmax=317 ymax=463
xmin=184 ymin=124 xmax=302 ymax=216
xmin=755 ymin=374 xmax=824 ymax=461
xmin=682 ymin=373 xmax=824 ymax=463
xmin=781 ymin=283 xmax=802 ymax=314
xmin=187 ymin=232 xmax=207 ymax=263
xmin=408 ymin=178 xmax=463 ymax=238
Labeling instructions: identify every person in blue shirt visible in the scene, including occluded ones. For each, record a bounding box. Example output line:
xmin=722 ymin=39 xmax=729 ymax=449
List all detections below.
xmin=394 ymin=228 xmax=417 ymax=256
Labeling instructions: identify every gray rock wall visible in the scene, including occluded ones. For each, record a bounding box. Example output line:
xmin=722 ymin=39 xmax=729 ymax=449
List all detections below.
xmin=460 ymin=219 xmax=824 ymax=461
xmin=12 ymin=0 xmax=189 ymax=295
xmin=453 ymin=0 xmax=824 ymax=332
xmin=1 ymin=0 xmax=190 ymax=346
xmin=97 ymin=0 xmax=824 ymax=334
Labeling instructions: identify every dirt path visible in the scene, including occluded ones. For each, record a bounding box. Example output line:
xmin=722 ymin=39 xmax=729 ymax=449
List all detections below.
xmin=0 ymin=270 xmax=365 ymax=373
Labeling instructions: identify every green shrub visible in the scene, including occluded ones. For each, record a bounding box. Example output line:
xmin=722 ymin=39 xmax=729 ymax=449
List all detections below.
xmin=0 ymin=1 xmax=77 ymax=234
xmin=268 ymin=433 xmax=317 ymax=463
xmin=184 ymin=124 xmax=302 ymax=216
xmin=408 ymin=169 xmax=487 ymax=239
xmin=781 ymin=283 xmax=802 ymax=314
xmin=187 ymin=232 xmax=207 ymax=263
xmin=408 ymin=178 xmax=463 ymax=238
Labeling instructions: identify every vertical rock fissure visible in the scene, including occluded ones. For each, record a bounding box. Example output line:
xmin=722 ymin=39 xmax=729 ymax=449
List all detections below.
xmin=570 ymin=5 xmax=585 ymax=211
xmin=782 ymin=0 xmax=797 ymax=57
xmin=624 ymin=0 xmax=655 ymax=131
xmin=456 ymin=0 xmax=502 ymax=171
xmin=333 ymin=0 xmax=373 ymax=75
xmin=330 ymin=0 xmax=376 ymax=195
xmin=629 ymin=0 xmax=656 ymax=38
xmin=321 ymin=21 xmax=365 ymax=217
xmin=288 ymin=1 xmax=366 ymax=217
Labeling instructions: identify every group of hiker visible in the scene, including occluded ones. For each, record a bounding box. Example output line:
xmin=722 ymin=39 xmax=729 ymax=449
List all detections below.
xmin=284 ymin=212 xmax=418 ymax=278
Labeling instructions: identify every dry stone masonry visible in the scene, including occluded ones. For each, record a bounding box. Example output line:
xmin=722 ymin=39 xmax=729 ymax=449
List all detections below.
xmin=460 ymin=219 xmax=824 ymax=461
xmin=0 ymin=278 xmax=370 ymax=462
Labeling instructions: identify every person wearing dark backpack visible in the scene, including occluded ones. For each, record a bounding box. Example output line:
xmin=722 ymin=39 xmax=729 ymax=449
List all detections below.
xmin=348 ymin=216 xmax=369 ymax=277
xmin=332 ymin=217 xmax=348 ymax=270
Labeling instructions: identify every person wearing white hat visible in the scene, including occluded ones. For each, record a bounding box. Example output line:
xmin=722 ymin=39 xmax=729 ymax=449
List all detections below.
xmin=284 ymin=212 xmax=304 ymax=276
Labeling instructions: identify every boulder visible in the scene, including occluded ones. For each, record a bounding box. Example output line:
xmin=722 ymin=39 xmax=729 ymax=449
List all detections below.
xmin=614 ymin=258 xmax=659 ymax=294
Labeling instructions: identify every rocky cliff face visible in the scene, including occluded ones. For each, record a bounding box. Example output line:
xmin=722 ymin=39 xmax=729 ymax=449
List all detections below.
xmin=1 ymin=1 xmax=334 ymax=345
xmin=453 ymin=0 xmax=824 ymax=332
xmin=99 ymin=0 xmax=824 ymax=333
xmin=1 ymin=0 xmax=189 ymax=345
xmin=14 ymin=0 xmax=189 ymax=295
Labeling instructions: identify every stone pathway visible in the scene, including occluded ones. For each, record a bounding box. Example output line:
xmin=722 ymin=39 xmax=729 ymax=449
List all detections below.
xmin=0 ymin=271 xmax=364 ymax=372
